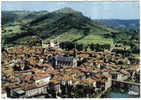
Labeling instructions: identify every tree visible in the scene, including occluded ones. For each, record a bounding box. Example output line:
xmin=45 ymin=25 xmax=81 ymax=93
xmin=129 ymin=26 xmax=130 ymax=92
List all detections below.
xmin=90 ymin=43 xmax=95 ymax=51
xmin=76 ymin=44 xmax=83 ymax=51
xmin=84 ymin=46 xmax=88 ymax=51
xmin=59 ymin=41 xmax=75 ymax=50
xmin=95 ymin=44 xmax=100 ymax=51
xmin=103 ymin=44 xmax=111 ymax=50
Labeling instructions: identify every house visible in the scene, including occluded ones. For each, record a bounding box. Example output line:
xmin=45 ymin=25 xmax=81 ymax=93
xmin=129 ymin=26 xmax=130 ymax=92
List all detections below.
xmin=80 ymin=78 xmax=100 ymax=92
xmin=117 ymin=70 xmax=130 ymax=81
xmin=7 ymin=81 xmax=48 ymax=98
xmin=49 ymin=79 xmax=62 ymax=95
xmin=50 ymin=42 xmax=55 ymax=47
xmin=111 ymin=70 xmax=130 ymax=81
xmin=81 ymin=78 xmax=96 ymax=87
xmin=62 ymin=75 xmax=73 ymax=86
xmin=7 ymin=73 xmax=51 ymax=98
xmin=48 ymin=40 xmax=60 ymax=48
xmin=66 ymin=69 xmax=78 ymax=80
xmin=34 ymin=76 xmax=51 ymax=86
xmin=33 ymin=72 xmax=52 ymax=86
xmin=104 ymin=74 xmax=112 ymax=91
xmin=77 ymin=72 xmax=86 ymax=80
xmin=93 ymin=60 xmax=104 ymax=69
xmin=79 ymin=67 xmax=91 ymax=78
xmin=5 ymin=85 xmax=22 ymax=98
xmin=23 ymin=83 xmax=48 ymax=97
xmin=2 ymin=91 xmax=7 ymax=98
xmin=42 ymin=42 xmax=49 ymax=48
xmin=12 ymin=87 xmax=25 ymax=98
xmin=110 ymin=71 xmax=118 ymax=79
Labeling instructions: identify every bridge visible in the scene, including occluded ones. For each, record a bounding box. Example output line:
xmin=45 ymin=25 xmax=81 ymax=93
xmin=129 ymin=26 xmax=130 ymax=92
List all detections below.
xmin=112 ymin=79 xmax=140 ymax=86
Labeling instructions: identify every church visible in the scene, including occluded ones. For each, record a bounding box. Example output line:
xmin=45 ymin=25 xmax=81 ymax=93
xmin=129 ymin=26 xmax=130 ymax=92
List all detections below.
xmin=48 ymin=56 xmax=77 ymax=69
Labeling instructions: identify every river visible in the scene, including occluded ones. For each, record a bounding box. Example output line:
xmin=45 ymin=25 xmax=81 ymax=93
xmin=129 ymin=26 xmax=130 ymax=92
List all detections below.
xmin=102 ymin=87 xmax=140 ymax=98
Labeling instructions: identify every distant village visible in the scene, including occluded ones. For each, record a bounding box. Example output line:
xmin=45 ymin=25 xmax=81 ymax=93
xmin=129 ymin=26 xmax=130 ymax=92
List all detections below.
xmin=1 ymin=41 xmax=140 ymax=98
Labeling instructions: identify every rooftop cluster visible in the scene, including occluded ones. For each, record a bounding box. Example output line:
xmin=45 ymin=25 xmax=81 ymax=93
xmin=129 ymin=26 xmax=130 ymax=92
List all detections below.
xmin=2 ymin=46 xmax=140 ymax=98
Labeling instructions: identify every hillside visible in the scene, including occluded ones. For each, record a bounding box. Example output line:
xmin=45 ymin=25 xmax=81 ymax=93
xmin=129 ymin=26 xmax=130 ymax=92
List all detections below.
xmin=27 ymin=8 xmax=118 ymax=46
xmin=2 ymin=10 xmax=49 ymax=25
xmin=2 ymin=8 xmax=136 ymax=49
xmin=2 ymin=10 xmax=49 ymax=46
xmin=95 ymin=19 xmax=139 ymax=30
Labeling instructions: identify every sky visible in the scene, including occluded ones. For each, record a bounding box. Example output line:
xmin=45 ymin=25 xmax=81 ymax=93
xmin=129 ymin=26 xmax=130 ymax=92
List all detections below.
xmin=2 ymin=1 xmax=140 ymax=19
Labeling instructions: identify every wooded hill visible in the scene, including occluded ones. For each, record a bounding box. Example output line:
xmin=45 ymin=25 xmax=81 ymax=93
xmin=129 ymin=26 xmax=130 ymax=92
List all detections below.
xmin=1 ymin=8 xmax=139 ymax=53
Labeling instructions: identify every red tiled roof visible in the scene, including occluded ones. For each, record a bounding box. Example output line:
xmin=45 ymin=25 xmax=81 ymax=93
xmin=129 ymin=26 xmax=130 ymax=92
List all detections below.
xmin=48 ymin=69 xmax=59 ymax=75
xmin=20 ymin=83 xmax=37 ymax=91
xmin=64 ymin=75 xmax=72 ymax=81
xmin=62 ymin=66 xmax=71 ymax=69
xmin=81 ymin=78 xmax=95 ymax=84
xmin=33 ymin=72 xmax=50 ymax=80
xmin=49 ymin=79 xmax=60 ymax=85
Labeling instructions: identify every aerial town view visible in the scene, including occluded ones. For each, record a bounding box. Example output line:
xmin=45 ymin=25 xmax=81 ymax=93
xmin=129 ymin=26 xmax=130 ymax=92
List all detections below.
xmin=1 ymin=1 xmax=140 ymax=98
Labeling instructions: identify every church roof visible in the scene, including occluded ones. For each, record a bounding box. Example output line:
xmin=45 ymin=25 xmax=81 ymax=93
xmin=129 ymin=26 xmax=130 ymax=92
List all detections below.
xmin=51 ymin=56 xmax=73 ymax=62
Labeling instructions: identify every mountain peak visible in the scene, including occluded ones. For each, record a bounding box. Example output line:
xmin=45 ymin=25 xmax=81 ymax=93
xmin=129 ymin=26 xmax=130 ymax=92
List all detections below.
xmin=59 ymin=7 xmax=74 ymax=11
xmin=55 ymin=7 xmax=82 ymax=14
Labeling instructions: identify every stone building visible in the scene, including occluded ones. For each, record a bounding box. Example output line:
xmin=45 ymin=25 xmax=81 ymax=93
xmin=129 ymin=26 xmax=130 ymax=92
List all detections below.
xmin=48 ymin=56 xmax=77 ymax=69
xmin=7 ymin=83 xmax=48 ymax=98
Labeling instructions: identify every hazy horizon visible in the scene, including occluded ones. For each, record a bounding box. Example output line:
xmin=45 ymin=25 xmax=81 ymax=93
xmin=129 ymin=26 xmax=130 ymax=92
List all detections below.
xmin=2 ymin=1 xmax=139 ymax=20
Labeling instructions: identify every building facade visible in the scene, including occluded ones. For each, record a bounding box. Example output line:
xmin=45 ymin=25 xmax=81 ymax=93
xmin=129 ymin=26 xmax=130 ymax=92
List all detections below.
xmin=48 ymin=56 xmax=77 ymax=69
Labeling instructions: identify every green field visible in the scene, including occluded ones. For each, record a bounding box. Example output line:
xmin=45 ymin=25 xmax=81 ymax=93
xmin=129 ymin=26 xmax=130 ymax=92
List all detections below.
xmin=2 ymin=25 xmax=22 ymax=34
xmin=76 ymin=34 xmax=114 ymax=46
